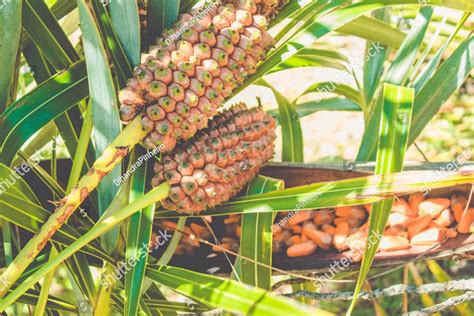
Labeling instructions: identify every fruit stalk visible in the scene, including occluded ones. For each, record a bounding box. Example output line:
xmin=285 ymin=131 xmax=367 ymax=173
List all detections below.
xmin=0 ymin=116 xmax=147 ymax=297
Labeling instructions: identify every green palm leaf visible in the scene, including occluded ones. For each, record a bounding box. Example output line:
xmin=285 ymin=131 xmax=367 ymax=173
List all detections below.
xmin=338 ymin=15 xmax=405 ymax=48
xmin=145 ymin=265 xmax=326 ymax=316
xmin=0 ymin=0 xmax=22 ymax=112
xmin=269 ymin=48 xmax=350 ymax=73
xmin=269 ymin=98 xmax=361 ymax=124
xmin=79 ymin=0 xmax=122 ymax=252
xmin=0 ymin=182 xmax=171 ymax=310
xmin=0 ymin=164 xmax=109 ymax=261
xmin=409 ymin=35 xmax=474 ymax=145
xmin=300 ymin=81 xmax=366 ymax=110
xmin=91 ymin=0 xmax=134 ymax=85
xmin=348 ymin=83 xmax=414 ymax=314
xmin=18 ymin=290 xmax=76 ymax=313
xmin=125 ymin=148 xmax=155 ymax=316
xmin=357 ymin=6 xmax=433 ymax=161
xmin=241 ymin=0 xmax=473 ymax=98
xmin=109 ymin=0 xmax=141 ymax=65
xmin=0 ymin=60 xmax=88 ymax=165
xmin=22 ymin=0 xmax=87 ymax=166
xmin=385 ymin=6 xmax=434 ymax=85
xmin=147 ymin=0 xmax=181 ymax=44
xmin=257 ymin=80 xmax=304 ymax=162
xmin=237 ymin=176 xmax=284 ymax=290
xmin=412 ymin=12 xmax=471 ymax=91
xmin=156 ymin=170 xmax=473 ymax=217
xmin=363 ymin=8 xmax=390 ymax=104
xmin=23 ymin=0 xmax=79 ymax=69
xmin=0 ymin=193 xmax=113 ymax=263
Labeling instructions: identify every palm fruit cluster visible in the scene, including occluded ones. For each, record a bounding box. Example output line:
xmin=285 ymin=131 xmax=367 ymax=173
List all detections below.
xmin=119 ymin=0 xmax=279 ymax=152
xmin=151 ymin=104 xmax=276 ymax=213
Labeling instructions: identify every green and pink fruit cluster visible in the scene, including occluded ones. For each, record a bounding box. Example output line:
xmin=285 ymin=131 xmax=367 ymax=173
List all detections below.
xmin=151 ymin=103 xmax=276 ymax=213
xmin=119 ymin=0 xmax=277 ymax=152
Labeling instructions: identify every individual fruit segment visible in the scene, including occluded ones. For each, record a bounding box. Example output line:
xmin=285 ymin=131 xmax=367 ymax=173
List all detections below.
xmin=379 ymin=236 xmax=410 ymax=251
xmin=151 ymin=104 xmax=276 ymax=213
xmin=418 ymin=198 xmax=450 ymax=218
xmin=287 ymin=240 xmax=317 ymax=257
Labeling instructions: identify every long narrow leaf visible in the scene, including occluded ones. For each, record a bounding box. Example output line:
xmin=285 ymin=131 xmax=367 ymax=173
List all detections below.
xmin=156 ymin=170 xmax=473 ymax=217
xmin=268 ymin=98 xmax=361 ymax=124
xmin=0 ymin=0 xmax=22 ymax=112
xmin=0 ymin=183 xmax=171 ymax=310
xmin=237 ymin=176 xmax=284 ymax=290
xmin=409 ymin=36 xmax=473 ymax=145
xmin=363 ymin=8 xmax=390 ymax=104
xmin=300 ymin=82 xmax=365 ymax=109
xmin=338 ymin=15 xmax=405 ymax=48
xmin=272 ymin=0 xmax=331 ymax=43
xmin=79 ymin=0 xmax=122 ymax=252
xmin=145 ymin=265 xmax=325 ymax=316
xmin=91 ymin=0 xmax=134 ymax=86
xmin=257 ymin=80 xmax=304 ymax=162
xmin=17 ymin=290 xmax=76 ymax=312
xmin=22 ymin=38 xmax=95 ymax=174
xmin=269 ymin=48 xmax=350 ymax=73
xmin=22 ymin=0 xmax=87 ymax=165
xmin=147 ymin=0 xmax=180 ymax=44
xmin=0 ymin=193 xmax=113 ymax=263
xmin=109 ymin=0 xmax=141 ymax=66
xmin=348 ymin=83 xmax=414 ymax=314
xmin=385 ymin=6 xmax=434 ymax=85
xmin=22 ymin=0 xmax=79 ymax=69
xmin=66 ymin=102 xmax=93 ymax=194
xmin=125 ymin=148 xmax=155 ymax=316
xmin=357 ymin=6 xmax=432 ymax=161
xmin=413 ymin=12 xmax=471 ymax=91
xmin=58 ymin=246 xmax=98 ymax=307
xmin=238 ymin=0 xmax=472 ymax=98
xmin=0 ymin=60 xmax=88 ymax=165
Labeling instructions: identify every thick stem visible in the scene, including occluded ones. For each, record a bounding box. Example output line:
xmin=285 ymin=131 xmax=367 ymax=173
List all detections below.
xmin=0 ymin=116 xmax=147 ymax=298
xmin=0 ymin=182 xmax=170 ymax=310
